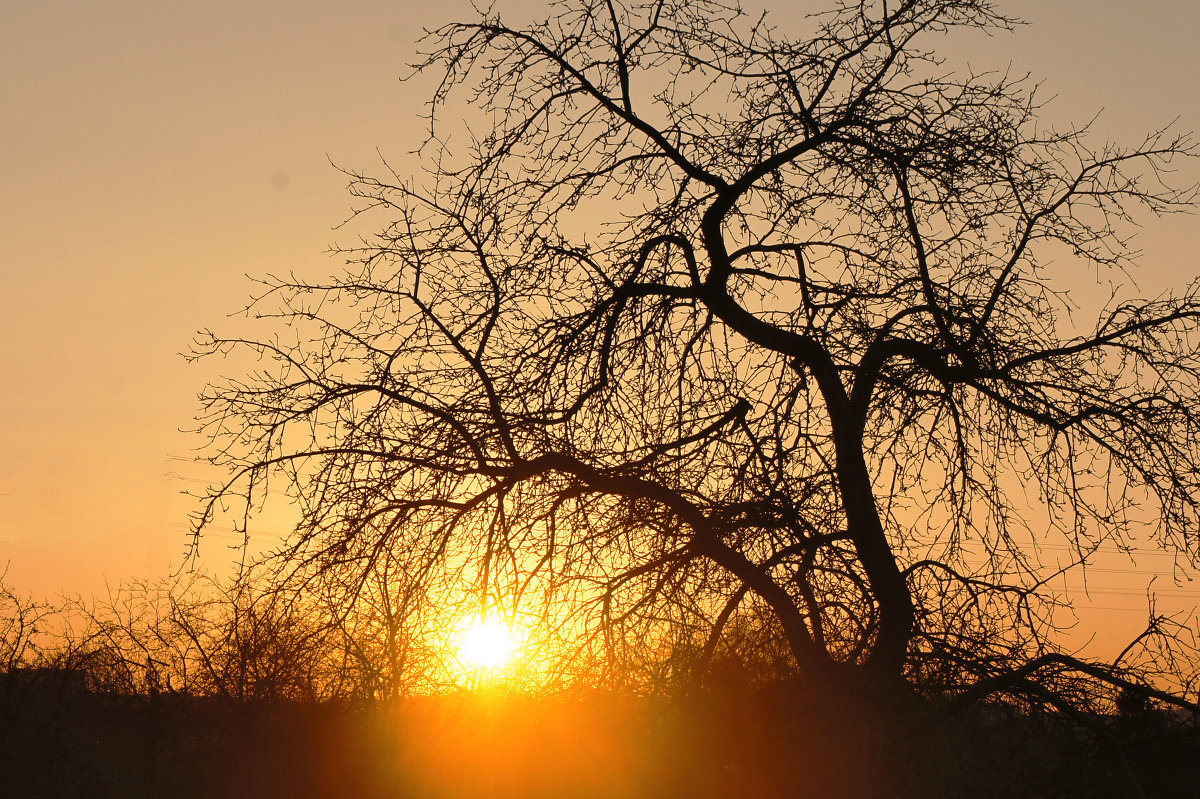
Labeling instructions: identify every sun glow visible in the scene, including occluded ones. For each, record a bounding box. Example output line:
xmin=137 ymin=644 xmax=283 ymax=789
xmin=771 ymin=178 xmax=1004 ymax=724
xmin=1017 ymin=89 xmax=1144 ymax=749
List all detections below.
xmin=457 ymin=616 xmax=522 ymax=670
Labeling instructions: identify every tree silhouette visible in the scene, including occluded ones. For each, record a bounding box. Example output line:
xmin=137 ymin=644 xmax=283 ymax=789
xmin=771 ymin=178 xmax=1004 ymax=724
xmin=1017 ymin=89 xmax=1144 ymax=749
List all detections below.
xmin=193 ymin=0 xmax=1200 ymax=711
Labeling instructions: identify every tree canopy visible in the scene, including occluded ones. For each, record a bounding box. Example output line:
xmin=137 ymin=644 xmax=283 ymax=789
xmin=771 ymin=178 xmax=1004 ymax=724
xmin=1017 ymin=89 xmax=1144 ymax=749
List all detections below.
xmin=194 ymin=0 xmax=1200 ymax=710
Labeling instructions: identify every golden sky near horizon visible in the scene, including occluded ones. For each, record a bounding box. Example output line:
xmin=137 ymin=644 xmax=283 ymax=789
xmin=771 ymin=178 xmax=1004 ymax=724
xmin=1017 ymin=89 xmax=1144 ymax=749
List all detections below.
xmin=2 ymin=0 xmax=1199 ymax=655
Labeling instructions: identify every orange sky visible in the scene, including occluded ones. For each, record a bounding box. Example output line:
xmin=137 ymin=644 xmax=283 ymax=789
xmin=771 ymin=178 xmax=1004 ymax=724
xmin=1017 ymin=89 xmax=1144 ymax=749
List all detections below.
xmin=2 ymin=0 xmax=1198 ymax=655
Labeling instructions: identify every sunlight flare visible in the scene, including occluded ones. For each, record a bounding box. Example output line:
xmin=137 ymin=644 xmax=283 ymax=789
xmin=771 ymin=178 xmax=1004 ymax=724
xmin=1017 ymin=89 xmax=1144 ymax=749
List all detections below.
xmin=457 ymin=616 xmax=522 ymax=670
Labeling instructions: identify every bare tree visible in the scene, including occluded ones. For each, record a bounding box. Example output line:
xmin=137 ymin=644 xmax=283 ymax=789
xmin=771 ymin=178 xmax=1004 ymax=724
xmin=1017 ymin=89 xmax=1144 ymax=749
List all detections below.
xmin=0 ymin=571 xmax=60 ymax=718
xmin=303 ymin=551 xmax=445 ymax=699
xmin=193 ymin=0 xmax=1200 ymax=711
xmin=0 ymin=571 xmax=50 ymax=677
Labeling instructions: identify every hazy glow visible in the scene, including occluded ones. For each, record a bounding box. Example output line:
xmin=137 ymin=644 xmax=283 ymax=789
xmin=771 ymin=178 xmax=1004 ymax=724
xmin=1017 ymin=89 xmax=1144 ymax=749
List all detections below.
xmin=458 ymin=617 xmax=521 ymax=670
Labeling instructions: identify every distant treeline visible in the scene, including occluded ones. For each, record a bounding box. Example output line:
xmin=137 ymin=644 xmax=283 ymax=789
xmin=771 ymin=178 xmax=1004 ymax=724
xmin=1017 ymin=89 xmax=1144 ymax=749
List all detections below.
xmin=2 ymin=569 xmax=438 ymax=703
xmin=0 ymin=565 xmax=808 ymax=703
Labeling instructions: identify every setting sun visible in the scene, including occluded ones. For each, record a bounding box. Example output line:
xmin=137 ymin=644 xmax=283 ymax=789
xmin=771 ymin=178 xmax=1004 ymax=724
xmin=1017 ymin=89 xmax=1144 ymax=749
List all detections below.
xmin=457 ymin=617 xmax=521 ymax=670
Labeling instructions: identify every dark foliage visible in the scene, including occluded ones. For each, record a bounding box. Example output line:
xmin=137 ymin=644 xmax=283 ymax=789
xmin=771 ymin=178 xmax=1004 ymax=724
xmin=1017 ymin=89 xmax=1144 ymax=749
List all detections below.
xmin=2 ymin=683 xmax=1199 ymax=799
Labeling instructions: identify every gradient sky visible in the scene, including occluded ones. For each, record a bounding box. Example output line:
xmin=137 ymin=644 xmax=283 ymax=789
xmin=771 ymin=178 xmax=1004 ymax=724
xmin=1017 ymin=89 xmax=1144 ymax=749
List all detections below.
xmin=2 ymin=0 xmax=1198 ymax=652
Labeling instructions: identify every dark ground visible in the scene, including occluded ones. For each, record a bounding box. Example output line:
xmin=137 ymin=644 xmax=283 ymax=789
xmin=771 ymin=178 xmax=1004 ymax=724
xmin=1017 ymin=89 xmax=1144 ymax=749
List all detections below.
xmin=2 ymin=683 xmax=1197 ymax=798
